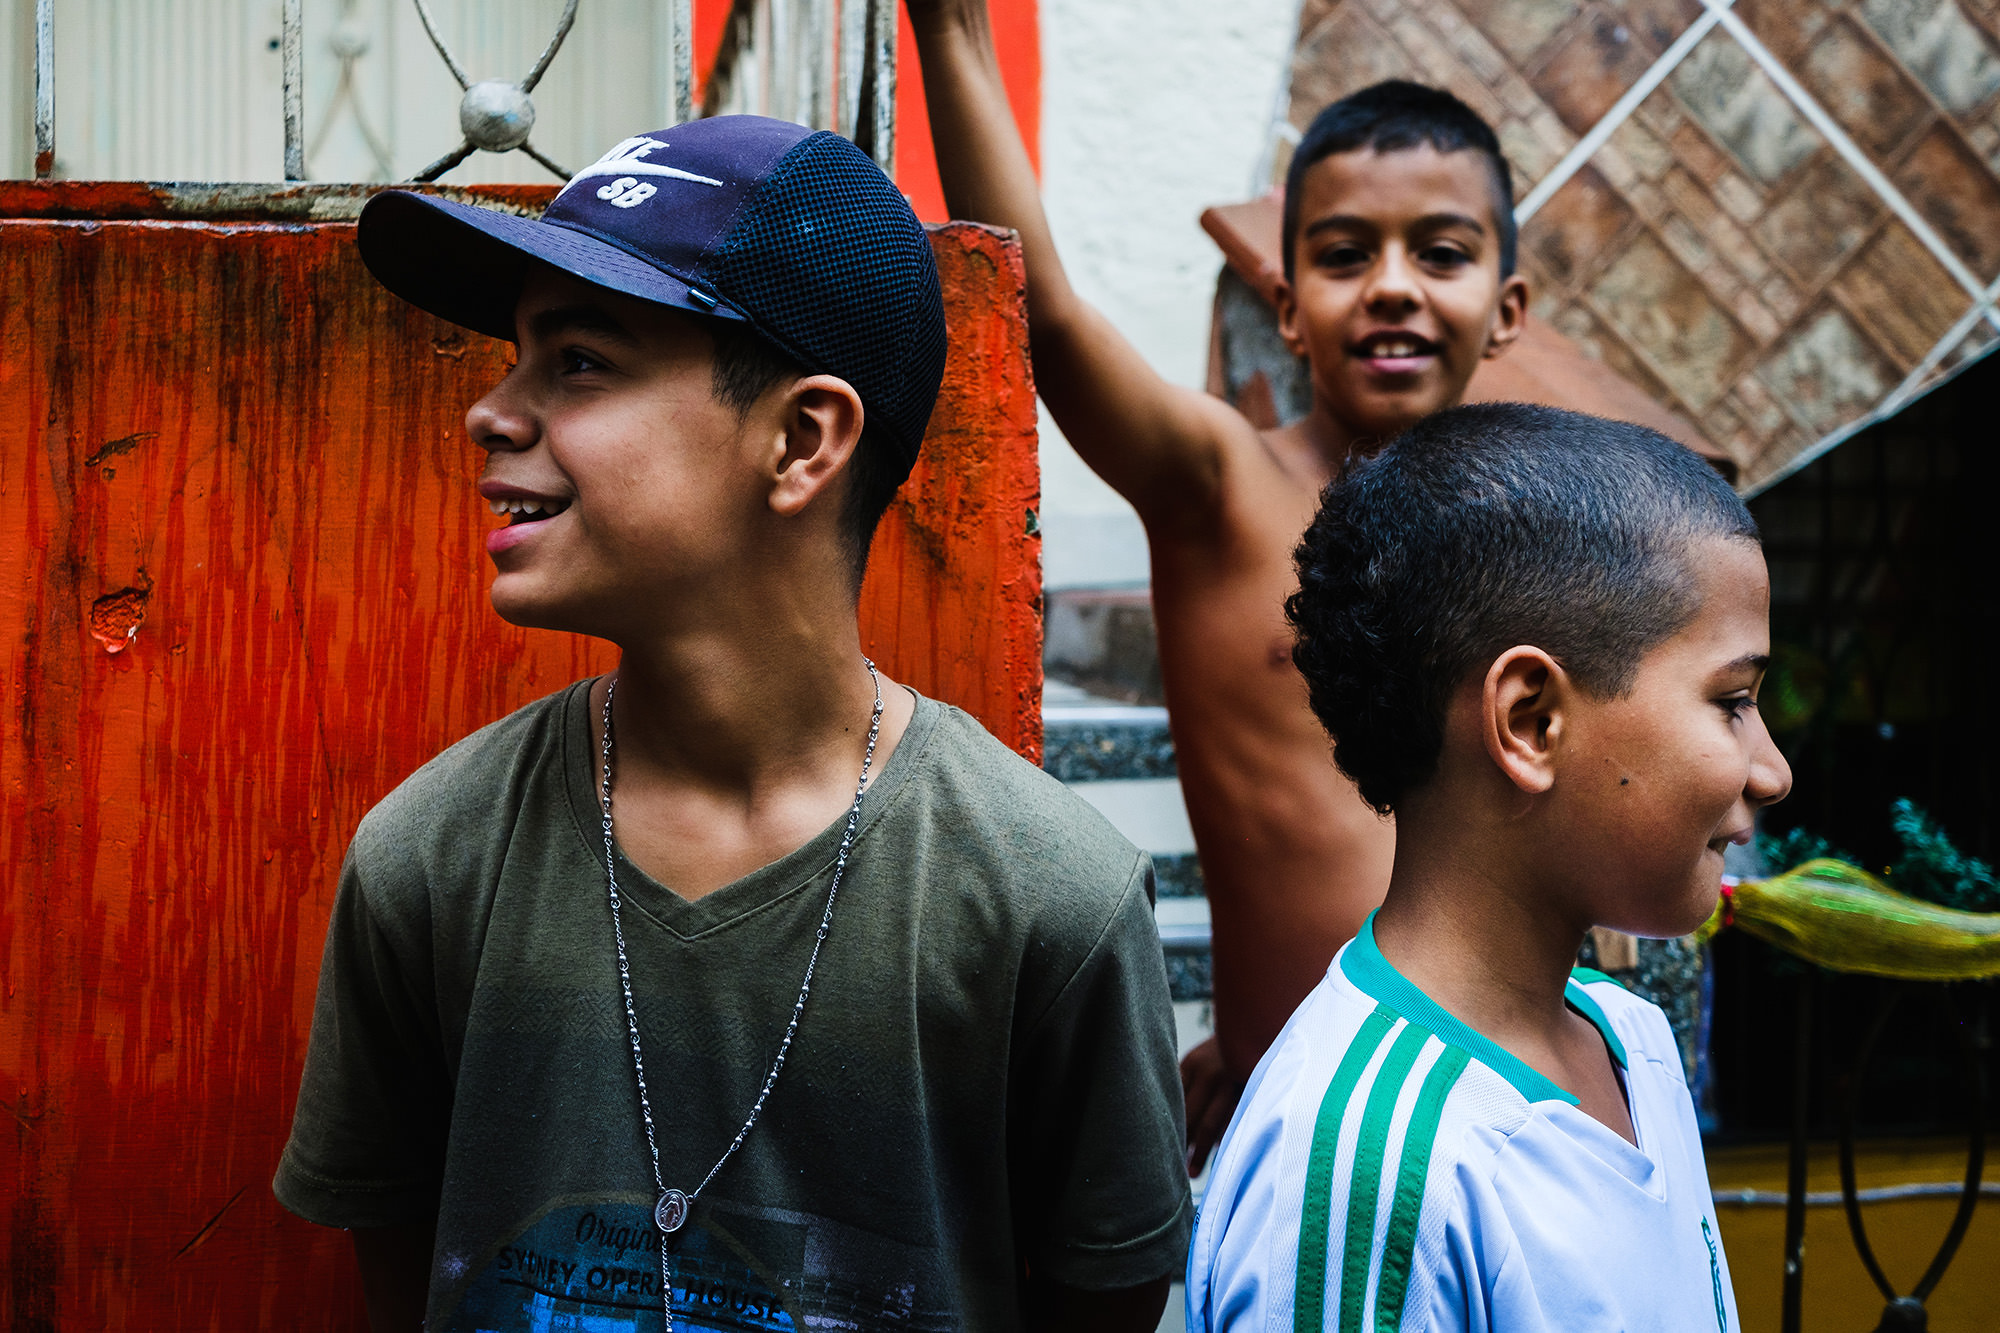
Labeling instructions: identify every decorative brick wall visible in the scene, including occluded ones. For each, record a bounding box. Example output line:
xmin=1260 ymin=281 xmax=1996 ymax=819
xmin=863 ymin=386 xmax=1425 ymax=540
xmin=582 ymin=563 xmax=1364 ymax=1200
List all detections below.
xmin=1281 ymin=0 xmax=2000 ymax=490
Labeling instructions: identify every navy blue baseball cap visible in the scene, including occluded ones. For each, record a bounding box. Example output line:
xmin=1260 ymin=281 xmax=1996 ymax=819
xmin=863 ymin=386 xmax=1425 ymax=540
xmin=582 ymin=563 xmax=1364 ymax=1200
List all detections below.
xmin=357 ymin=115 xmax=947 ymax=472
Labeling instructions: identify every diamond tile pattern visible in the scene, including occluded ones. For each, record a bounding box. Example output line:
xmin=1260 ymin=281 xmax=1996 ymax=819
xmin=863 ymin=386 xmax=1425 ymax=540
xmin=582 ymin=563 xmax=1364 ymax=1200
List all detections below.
xmin=1282 ymin=0 xmax=2000 ymax=488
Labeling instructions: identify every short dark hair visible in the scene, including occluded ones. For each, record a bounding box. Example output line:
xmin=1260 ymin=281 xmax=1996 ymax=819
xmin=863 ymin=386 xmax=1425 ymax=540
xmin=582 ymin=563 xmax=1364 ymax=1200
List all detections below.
xmin=1282 ymin=80 xmax=1517 ymax=281
xmin=1287 ymin=403 xmax=1757 ymax=814
xmin=708 ymin=320 xmax=908 ymax=585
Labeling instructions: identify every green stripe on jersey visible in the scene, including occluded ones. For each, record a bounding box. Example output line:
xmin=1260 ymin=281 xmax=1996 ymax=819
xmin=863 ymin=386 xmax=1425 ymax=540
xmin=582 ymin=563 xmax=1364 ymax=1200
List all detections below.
xmin=1564 ymin=977 xmax=1629 ymax=1069
xmin=1339 ymin=1023 xmax=1430 ymax=1333
xmin=1344 ymin=913 xmax=1573 ymax=1104
xmin=1373 ymin=1046 xmax=1471 ymax=1331
xmin=1295 ymin=1007 xmax=1397 ymax=1333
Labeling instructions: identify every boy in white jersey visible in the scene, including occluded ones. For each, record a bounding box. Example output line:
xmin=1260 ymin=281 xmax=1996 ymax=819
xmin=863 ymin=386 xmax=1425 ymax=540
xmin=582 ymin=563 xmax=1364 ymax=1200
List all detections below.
xmin=1187 ymin=403 xmax=1792 ymax=1331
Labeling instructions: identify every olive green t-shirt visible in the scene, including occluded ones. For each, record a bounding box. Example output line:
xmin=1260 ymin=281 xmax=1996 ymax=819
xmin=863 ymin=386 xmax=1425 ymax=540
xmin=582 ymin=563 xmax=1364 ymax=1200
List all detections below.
xmin=274 ymin=683 xmax=1190 ymax=1330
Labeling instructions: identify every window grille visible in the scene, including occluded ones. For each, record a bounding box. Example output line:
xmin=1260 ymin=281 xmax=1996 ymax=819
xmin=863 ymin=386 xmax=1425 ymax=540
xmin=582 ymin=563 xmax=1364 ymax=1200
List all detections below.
xmin=19 ymin=0 xmax=895 ymax=185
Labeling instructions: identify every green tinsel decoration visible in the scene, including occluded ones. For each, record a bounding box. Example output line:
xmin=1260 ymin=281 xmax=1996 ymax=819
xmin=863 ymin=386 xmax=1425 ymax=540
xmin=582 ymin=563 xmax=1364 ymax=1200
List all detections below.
xmin=1759 ymin=803 xmax=1997 ymax=914
xmin=1756 ymin=824 xmax=1854 ymax=876
xmin=1888 ymin=800 xmax=2000 ymax=914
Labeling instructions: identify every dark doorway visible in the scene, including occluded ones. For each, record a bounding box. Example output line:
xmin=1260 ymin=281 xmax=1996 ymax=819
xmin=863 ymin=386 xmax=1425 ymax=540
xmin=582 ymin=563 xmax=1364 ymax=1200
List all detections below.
xmin=1709 ymin=347 xmax=1999 ymax=1141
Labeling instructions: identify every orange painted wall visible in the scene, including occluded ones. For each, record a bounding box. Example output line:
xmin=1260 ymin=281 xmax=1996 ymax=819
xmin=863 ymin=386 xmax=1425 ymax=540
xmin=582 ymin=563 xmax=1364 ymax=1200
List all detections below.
xmin=688 ymin=0 xmax=1042 ymax=222
xmin=895 ymin=0 xmax=1042 ymax=222
xmin=0 ymin=184 xmax=1038 ymax=1329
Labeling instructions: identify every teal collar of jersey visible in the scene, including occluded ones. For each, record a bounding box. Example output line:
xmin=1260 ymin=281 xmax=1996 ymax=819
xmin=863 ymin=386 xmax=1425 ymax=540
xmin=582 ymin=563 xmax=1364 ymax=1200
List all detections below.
xmin=1340 ymin=911 xmax=1628 ymax=1106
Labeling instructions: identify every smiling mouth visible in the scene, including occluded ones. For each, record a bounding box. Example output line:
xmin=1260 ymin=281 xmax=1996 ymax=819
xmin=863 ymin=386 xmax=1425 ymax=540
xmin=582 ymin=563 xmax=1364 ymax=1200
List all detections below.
xmin=488 ymin=496 xmax=572 ymax=525
xmin=1709 ymin=827 xmax=1753 ymax=854
xmin=1352 ymin=333 xmax=1443 ymax=366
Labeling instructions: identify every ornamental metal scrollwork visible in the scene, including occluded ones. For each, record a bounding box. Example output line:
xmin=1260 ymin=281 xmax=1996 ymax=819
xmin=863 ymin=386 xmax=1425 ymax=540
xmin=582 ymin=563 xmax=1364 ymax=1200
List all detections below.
xmin=407 ymin=0 xmax=578 ymax=183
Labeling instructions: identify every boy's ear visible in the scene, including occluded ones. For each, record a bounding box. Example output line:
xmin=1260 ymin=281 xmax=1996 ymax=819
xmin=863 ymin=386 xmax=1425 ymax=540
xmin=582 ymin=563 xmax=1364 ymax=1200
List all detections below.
xmin=1481 ymin=272 xmax=1530 ymax=361
xmin=1274 ymin=277 xmax=1309 ymax=360
xmin=766 ymin=374 xmax=866 ymax=519
xmin=1480 ymin=645 xmax=1564 ymax=794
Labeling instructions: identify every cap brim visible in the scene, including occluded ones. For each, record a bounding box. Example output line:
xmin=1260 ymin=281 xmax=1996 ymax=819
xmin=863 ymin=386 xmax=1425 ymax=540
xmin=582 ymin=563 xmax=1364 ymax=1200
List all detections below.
xmin=356 ymin=190 xmax=745 ymax=341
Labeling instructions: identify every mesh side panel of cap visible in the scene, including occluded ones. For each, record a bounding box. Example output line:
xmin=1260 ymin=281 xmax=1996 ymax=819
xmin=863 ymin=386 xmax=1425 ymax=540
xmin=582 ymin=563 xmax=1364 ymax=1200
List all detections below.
xmin=704 ymin=132 xmax=948 ymax=468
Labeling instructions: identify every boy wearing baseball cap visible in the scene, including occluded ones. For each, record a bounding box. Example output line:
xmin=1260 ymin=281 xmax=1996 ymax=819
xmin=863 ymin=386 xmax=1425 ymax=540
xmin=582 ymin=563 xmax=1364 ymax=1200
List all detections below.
xmin=273 ymin=117 xmax=1190 ymax=1333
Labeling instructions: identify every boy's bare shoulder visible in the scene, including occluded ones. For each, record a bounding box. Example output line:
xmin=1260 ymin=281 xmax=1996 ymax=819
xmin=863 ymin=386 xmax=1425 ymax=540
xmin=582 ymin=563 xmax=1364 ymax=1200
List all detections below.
xmin=1142 ymin=400 xmax=1330 ymax=545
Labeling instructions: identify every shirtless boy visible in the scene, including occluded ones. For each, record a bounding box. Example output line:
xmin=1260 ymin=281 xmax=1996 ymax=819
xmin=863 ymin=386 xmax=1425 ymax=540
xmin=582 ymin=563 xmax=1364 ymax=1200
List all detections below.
xmin=910 ymin=6 xmax=1528 ymax=1154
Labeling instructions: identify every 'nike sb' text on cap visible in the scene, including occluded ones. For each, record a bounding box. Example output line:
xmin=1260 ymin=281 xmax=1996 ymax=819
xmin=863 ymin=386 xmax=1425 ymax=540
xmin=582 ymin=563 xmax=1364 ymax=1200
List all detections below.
xmin=357 ymin=115 xmax=947 ymax=472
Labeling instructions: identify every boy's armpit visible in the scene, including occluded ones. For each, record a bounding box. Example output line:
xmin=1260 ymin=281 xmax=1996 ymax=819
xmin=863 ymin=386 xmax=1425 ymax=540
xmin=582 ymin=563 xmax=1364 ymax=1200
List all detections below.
xmin=354 ymin=1220 xmax=438 ymax=1333
xmin=1034 ymin=305 xmax=1275 ymax=536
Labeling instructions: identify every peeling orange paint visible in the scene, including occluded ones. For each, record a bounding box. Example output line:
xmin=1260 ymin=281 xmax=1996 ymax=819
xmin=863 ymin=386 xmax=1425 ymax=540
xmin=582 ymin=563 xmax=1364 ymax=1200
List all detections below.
xmin=86 ymin=583 xmax=151 ymax=654
xmin=0 ymin=186 xmax=1038 ymax=1330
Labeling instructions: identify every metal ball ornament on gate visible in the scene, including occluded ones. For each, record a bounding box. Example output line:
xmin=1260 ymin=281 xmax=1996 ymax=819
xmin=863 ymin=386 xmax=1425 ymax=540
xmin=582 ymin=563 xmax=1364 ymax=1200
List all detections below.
xmin=459 ymin=80 xmax=535 ymax=153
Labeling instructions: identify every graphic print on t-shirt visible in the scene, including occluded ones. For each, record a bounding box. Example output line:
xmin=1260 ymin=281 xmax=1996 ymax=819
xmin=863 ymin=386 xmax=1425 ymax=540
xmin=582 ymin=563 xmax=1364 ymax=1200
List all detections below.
xmin=442 ymin=1199 xmax=957 ymax=1332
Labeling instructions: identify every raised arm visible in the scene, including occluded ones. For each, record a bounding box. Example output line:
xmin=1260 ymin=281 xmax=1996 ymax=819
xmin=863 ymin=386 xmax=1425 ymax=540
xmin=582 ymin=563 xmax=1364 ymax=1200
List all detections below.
xmin=907 ymin=0 xmax=1256 ymax=527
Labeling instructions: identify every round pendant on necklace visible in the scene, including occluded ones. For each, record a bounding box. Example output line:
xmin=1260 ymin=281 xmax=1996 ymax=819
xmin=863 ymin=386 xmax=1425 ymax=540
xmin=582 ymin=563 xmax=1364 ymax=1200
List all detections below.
xmin=655 ymin=1188 xmax=690 ymax=1234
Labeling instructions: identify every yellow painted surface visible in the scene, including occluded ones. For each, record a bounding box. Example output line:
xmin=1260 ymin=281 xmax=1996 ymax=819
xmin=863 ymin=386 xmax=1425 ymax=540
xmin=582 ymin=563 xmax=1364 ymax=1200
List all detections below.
xmin=1709 ymin=1139 xmax=1999 ymax=1332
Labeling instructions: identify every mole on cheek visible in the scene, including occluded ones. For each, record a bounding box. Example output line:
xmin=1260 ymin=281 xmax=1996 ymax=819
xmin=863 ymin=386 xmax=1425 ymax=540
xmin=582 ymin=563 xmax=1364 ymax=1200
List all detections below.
xmin=1620 ymin=778 xmax=1630 ymax=786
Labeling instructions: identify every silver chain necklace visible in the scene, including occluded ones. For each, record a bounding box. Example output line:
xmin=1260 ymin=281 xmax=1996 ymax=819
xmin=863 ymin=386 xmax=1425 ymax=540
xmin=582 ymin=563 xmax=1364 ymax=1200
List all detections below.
xmin=597 ymin=661 xmax=883 ymax=1333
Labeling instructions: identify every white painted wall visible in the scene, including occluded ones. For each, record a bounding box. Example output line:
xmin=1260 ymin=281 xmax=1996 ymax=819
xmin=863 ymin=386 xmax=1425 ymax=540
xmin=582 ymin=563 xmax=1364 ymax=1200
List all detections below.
xmin=1036 ymin=0 xmax=1298 ymax=589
